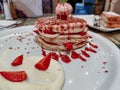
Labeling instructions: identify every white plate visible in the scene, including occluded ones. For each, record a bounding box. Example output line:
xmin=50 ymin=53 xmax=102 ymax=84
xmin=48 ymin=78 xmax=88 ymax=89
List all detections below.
xmin=74 ymin=15 xmax=120 ymax=32
xmin=0 ymin=25 xmax=120 ymax=90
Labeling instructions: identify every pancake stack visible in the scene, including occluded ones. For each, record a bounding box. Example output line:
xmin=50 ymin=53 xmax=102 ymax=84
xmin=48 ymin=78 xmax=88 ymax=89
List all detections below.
xmin=35 ymin=2 xmax=88 ymax=51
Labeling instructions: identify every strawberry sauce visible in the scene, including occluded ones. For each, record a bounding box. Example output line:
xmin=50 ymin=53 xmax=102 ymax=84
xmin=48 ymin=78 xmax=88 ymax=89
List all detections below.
xmin=59 ymin=53 xmax=71 ymax=63
xmin=41 ymin=40 xmax=98 ymax=64
xmin=33 ymin=30 xmax=39 ymax=35
xmin=42 ymin=48 xmax=46 ymax=56
xmin=71 ymin=51 xmax=86 ymax=62
xmin=89 ymin=42 xmax=98 ymax=48
xmin=79 ymin=54 xmax=86 ymax=62
xmin=85 ymin=47 xmax=97 ymax=53
xmin=81 ymin=50 xmax=90 ymax=58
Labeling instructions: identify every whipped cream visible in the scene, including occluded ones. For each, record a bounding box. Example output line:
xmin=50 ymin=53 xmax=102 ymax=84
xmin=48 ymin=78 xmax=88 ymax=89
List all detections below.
xmin=0 ymin=55 xmax=65 ymax=90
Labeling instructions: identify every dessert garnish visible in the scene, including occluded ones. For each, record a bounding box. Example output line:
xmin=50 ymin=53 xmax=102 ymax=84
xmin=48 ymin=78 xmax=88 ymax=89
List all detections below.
xmin=11 ymin=54 xmax=23 ymax=66
xmin=81 ymin=50 xmax=90 ymax=58
xmin=89 ymin=42 xmax=98 ymax=48
xmin=35 ymin=53 xmax=52 ymax=71
xmin=55 ymin=0 xmax=73 ymax=20
xmin=33 ymin=30 xmax=39 ymax=35
xmin=51 ymin=52 xmax=59 ymax=61
xmin=71 ymin=51 xmax=86 ymax=62
xmin=0 ymin=71 xmax=27 ymax=82
xmin=85 ymin=47 xmax=97 ymax=53
xmin=63 ymin=42 xmax=74 ymax=51
xmin=59 ymin=53 xmax=71 ymax=63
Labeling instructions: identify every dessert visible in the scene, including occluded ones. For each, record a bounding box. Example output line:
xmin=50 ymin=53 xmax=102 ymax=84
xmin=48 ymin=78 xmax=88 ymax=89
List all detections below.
xmin=0 ymin=52 xmax=65 ymax=90
xmin=35 ymin=2 xmax=88 ymax=51
xmin=100 ymin=12 xmax=120 ymax=28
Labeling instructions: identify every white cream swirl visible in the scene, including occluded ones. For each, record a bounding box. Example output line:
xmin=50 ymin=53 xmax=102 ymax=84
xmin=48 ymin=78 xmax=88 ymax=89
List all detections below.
xmin=0 ymin=54 xmax=65 ymax=90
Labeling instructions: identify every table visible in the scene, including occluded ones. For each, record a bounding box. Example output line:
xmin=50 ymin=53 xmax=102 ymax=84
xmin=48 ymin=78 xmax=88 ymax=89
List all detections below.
xmin=0 ymin=15 xmax=120 ymax=49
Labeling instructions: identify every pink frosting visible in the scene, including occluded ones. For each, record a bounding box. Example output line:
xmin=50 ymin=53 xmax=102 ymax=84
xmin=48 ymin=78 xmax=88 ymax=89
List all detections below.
xmin=55 ymin=3 xmax=73 ymax=15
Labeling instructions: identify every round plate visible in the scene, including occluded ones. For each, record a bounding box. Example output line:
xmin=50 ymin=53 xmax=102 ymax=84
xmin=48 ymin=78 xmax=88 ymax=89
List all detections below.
xmin=0 ymin=25 xmax=120 ymax=90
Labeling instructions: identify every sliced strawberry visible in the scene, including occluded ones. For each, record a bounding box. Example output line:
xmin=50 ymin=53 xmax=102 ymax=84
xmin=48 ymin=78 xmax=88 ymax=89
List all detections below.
xmin=63 ymin=42 xmax=73 ymax=51
xmin=51 ymin=52 xmax=59 ymax=61
xmin=11 ymin=55 xmax=23 ymax=66
xmin=0 ymin=71 xmax=27 ymax=82
xmin=35 ymin=53 xmax=51 ymax=71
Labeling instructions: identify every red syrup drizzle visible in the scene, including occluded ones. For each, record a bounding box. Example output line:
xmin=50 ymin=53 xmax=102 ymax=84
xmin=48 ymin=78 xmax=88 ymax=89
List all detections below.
xmin=41 ymin=41 xmax=98 ymax=63
xmin=88 ymin=35 xmax=92 ymax=38
xmin=33 ymin=30 xmax=39 ymax=35
xmin=43 ymin=29 xmax=55 ymax=34
xmin=81 ymin=50 xmax=90 ymax=58
xmin=63 ymin=42 xmax=74 ymax=51
xmin=89 ymin=42 xmax=98 ymax=48
xmin=59 ymin=53 xmax=71 ymax=63
xmin=71 ymin=51 xmax=86 ymax=62
xmin=85 ymin=47 xmax=97 ymax=53
xmin=42 ymin=48 xmax=46 ymax=56
xmin=51 ymin=52 xmax=59 ymax=61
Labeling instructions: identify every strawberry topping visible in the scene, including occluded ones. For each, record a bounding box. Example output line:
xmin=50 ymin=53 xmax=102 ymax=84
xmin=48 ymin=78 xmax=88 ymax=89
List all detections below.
xmin=71 ymin=51 xmax=79 ymax=59
xmin=0 ymin=71 xmax=27 ymax=82
xmin=51 ymin=52 xmax=59 ymax=61
xmin=59 ymin=53 xmax=71 ymax=63
xmin=63 ymin=42 xmax=73 ymax=51
xmin=33 ymin=30 xmax=39 ymax=35
xmin=43 ymin=29 xmax=55 ymax=34
xmin=35 ymin=53 xmax=51 ymax=71
xmin=71 ymin=51 xmax=86 ymax=62
xmin=11 ymin=55 xmax=23 ymax=66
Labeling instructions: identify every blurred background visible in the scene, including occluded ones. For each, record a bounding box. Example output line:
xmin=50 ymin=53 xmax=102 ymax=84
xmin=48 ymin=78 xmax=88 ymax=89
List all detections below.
xmin=0 ymin=0 xmax=119 ymax=19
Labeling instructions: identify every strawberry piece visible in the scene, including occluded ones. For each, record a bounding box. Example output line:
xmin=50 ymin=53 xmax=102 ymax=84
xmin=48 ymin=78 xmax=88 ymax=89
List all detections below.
xmin=63 ymin=42 xmax=73 ymax=51
xmin=0 ymin=71 xmax=27 ymax=82
xmin=51 ymin=52 xmax=59 ymax=61
xmin=35 ymin=53 xmax=51 ymax=71
xmin=11 ymin=55 xmax=23 ymax=66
